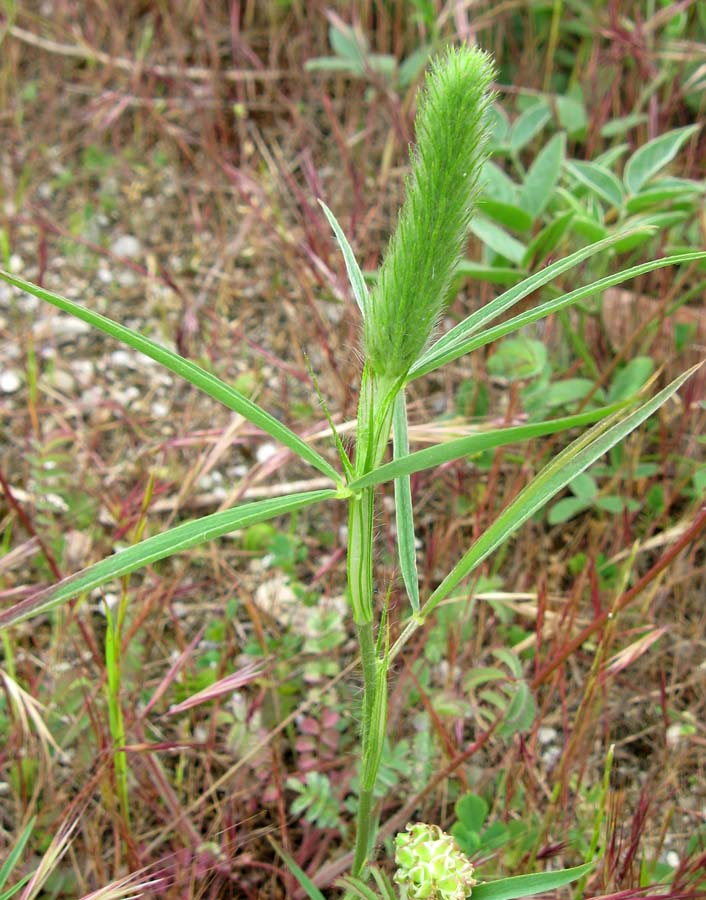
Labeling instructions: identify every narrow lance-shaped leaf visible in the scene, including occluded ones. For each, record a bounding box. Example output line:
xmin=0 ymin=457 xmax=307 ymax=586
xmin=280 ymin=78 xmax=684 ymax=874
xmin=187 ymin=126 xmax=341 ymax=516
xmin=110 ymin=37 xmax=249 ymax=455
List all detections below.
xmin=519 ymin=132 xmax=566 ymax=218
xmin=408 ymin=226 xmax=651 ymax=380
xmin=392 ymin=391 xmax=420 ymax=613
xmin=0 ymin=270 xmax=341 ymax=484
xmin=319 ymin=200 xmax=369 ymax=319
xmin=472 ymin=861 xmax=595 ymax=900
xmin=411 ymin=251 xmax=706 ymax=379
xmin=419 ymin=364 xmax=700 ymax=622
xmin=348 ymin=401 xmax=629 ymax=492
xmin=0 ymin=489 xmax=338 ymax=630
xmin=270 ymin=842 xmax=327 ymax=900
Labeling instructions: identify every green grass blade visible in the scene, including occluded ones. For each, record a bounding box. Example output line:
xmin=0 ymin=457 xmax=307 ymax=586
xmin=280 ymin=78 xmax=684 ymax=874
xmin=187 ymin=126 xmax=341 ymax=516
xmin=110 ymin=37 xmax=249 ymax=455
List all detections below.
xmin=334 ymin=876 xmax=381 ymax=899
xmin=412 ymin=252 xmax=706 ymax=375
xmin=319 ymin=199 xmax=369 ymax=319
xmin=472 ymin=861 xmax=595 ymax=900
xmin=348 ymin=402 xmax=627 ymax=492
xmin=0 ymin=817 xmax=35 ymax=889
xmin=0 ymin=875 xmax=32 ymax=900
xmin=0 ymin=489 xmax=338 ymax=629
xmin=270 ymin=842 xmax=327 ymax=900
xmin=420 ymin=365 xmax=700 ymax=620
xmin=408 ymin=228 xmax=650 ymax=380
xmin=0 ymin=270 xmax=341 ymax=484
xmin=393 ymin=392 xmax=420 ymax=613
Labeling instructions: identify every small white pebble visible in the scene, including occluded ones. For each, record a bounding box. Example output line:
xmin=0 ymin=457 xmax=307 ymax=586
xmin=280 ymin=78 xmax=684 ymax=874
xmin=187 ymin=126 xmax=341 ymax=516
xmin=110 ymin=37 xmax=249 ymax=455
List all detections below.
xmin=666 ymin=723 xmax=685 ymax=747
xmin=110 ymin=349 xmax=136 ymax=368
xmin=8 ymin=253 xmax=23 ymax=273
xmin=97 ymin=266 xmax=113 ymax=285
xmin=116 ymin=270 xmax=138 ymax=288
xmin=94 ymin=592 xmax=119 ymax=616
xmin=0 ymin=370 xmax=22 ymax=392
xmin=537 ymin=726 xmax=558 ymax=744
xmin=666 ymin=851 xmax=679 ymax=868
xmin=151 ymin=401 xmax=169 ymax=417
xmin=71 ymin=359 xmax=95 ymax=387
xmin=256 ymin=442 xmax=278 ymax=464
xmin=542 ymin=746 xmax=562 ymax=768
xmin=111 ymin=235 xmax=142 ymax=259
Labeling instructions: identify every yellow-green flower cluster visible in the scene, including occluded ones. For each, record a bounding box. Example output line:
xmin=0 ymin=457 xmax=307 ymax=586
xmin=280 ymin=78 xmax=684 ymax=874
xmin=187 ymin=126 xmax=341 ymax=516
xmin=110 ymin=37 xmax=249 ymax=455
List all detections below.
xmin=395 ymin=822 xmax=477 ymax=900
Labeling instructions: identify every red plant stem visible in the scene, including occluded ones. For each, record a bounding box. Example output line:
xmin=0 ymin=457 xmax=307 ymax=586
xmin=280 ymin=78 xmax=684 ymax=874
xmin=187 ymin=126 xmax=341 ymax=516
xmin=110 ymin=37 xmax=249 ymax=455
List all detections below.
xmin=532 ymin=504 xmax=706 ymax=689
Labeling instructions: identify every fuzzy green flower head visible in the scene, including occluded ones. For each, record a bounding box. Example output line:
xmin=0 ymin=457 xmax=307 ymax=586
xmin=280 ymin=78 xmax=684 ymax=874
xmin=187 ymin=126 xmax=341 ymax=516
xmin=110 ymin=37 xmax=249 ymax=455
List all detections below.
xmin=365 ymin=45 xmax=495 ymax=383
xmin=394 ymin=822 xmax=476 ymax=900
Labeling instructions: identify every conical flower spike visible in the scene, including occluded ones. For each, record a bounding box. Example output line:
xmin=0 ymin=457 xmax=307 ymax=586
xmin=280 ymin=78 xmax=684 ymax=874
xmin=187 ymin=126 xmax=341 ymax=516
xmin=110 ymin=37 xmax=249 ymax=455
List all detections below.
xmin=365 ymin=46 xmax=495 ymax=383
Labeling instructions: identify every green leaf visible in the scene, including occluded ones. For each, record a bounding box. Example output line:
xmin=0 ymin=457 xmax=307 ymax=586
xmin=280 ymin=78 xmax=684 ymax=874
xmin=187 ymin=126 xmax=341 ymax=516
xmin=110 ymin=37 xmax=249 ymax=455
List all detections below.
xmin=456 ymin=261 xmax=525 ymax=285
xmin=543 ymin=378 xmax=597 ymax=409
xmin=492 ymin=647 xmax=523 ymax=677
xmin=565 ymin=160 xmax=624 ymax=208
xmin=498 ymin=680 xmax=536 ymax=737
xmin=0 ymin=270 xmax=341 ymax=485
xmin=464 ymin=666 xmax=508 ymax=688
xmin=519 ymin=133 xmax=565 ymax=218
xmin=0 ymin=817 xmax=35 ymax=889
xmin=319 ymin=199 xmax=369 ymax=319
xmin=486 ymin=104 xmax=511 ymax=147
xmin=488 ymin=337 xmax=547 ymax=381
xmin=510 ymin=103 xmax=551 ymax=152
xmin=625 ymin=177 xmax=704 ymax=214
xmin=548 ymin=496 xmax=592 ymax=525
xmin=393 ymin=392 xmax=420 ymax=613
xmin=556 ymin=95 xmax=588 ymax=138
xmin=0 ymin=489 xmax=338 ymax=629
xmin=572 ymin=216 xmax=608 ymax=243
xmin=410 ymin=229 xmax=649 ymax=380
xmin=0 ymin=875 xmax=32 ymax=900
xmin=419 ymin=364 xmax=700 ymax=619
xmin=329 ymin=22 xmax=368 ymax=65
xmin=455 ymin=792 xmax=489 ymax=832
xmin=480 ymin=161 xmax=518 ymax=204
xmin=595 ymin=495 xmax=636 ymax=514
xmin=472 ymin=861 xmax=595 ymax=900
xmin=623 ymin=124 xmax=701 ymax=194
xmin=470 ymin=217 xmax=527 ymax=263
xmin=410 ymin=251 xmax=706 ymax=380
xmin=608 ymin=357 xmax=655 ymax=403
xmin=334 ymin=876 xmax=381 ymax=900
xmin=570 ymin=472 xmax=598 ymax=500
xmin=347 ymin=403 xmax=627 ymax=493
xmin=270 ymin=841 xmax=326 ymax=900
xmin=477 ymin=200 xmax=533 ymax=232
xmin=600 ymin=112 xmax=648 ymax=138
xmin=522 ymin=210 xmax=574 ymax=268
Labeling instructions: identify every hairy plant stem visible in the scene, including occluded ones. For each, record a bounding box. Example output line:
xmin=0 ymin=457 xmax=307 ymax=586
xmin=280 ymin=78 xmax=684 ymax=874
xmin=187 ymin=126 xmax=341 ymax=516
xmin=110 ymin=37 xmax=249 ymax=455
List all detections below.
xmin=352 ymin=619 xmax=378 ymax=877
xmin=348 ymin=372 xmax=396 ymax=877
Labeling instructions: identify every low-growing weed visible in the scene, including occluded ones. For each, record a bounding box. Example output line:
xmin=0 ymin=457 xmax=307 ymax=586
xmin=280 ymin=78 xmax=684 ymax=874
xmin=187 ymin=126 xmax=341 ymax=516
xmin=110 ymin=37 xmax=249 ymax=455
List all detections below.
xmin=1 ymin=40 xmax=705 ymax=898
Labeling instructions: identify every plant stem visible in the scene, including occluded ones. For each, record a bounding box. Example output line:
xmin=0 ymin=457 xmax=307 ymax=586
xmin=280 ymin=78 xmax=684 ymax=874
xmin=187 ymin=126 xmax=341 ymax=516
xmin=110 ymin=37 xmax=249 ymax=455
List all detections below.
xmin=352 ymin=620 xmax=378 ymax=877
xmin=347 ymin=371 xmax=395 ymax=878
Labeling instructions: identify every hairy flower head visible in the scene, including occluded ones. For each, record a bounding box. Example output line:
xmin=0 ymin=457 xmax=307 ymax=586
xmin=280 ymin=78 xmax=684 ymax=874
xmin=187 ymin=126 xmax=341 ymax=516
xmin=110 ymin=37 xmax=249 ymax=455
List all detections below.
xmin=365 ymin=46 xmax=495 ymax=381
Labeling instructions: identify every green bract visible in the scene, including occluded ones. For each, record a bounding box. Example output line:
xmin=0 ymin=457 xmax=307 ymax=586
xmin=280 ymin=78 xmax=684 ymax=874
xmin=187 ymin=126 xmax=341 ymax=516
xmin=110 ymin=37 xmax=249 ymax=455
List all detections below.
xmin=395 ymin=823 xmax=477 ymax=900
xmin=364 ymin=46 xmax=495 ymax=382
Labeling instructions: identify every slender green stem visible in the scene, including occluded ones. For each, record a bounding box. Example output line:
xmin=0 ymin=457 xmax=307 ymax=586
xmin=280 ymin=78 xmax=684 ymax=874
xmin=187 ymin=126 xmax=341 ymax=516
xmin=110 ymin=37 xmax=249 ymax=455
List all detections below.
xmin=348 ymin=371 xmax=395 ymax=876
xmin=352 ymin=620 xmax=378 ymax=877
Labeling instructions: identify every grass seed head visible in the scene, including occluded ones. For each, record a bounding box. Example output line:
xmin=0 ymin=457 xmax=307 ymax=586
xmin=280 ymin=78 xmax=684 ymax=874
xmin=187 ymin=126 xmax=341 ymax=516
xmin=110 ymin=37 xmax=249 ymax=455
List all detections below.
xmin=365 ymin=45 xmax=496 ymax=381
